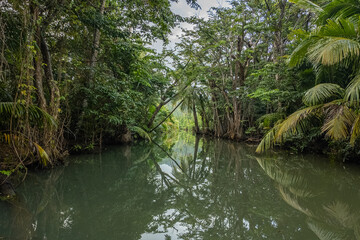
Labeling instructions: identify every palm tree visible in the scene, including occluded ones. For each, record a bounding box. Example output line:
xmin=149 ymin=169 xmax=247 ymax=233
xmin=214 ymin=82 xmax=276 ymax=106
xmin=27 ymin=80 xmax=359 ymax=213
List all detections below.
xmin=257 ymin=0 xmax=360 ymax=153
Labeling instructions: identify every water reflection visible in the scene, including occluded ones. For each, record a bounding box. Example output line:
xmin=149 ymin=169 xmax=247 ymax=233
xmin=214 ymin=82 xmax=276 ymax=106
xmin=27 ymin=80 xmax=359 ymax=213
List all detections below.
xmin=256 ymin=156 xmax=360 ymax=240
xmin=1 ymin=133 xmax=359 ymax=239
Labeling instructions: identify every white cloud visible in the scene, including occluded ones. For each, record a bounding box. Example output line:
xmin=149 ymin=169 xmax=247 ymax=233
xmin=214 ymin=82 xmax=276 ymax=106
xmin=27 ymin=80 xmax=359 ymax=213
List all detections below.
xmin=151 ymin=0 xmax=231 ymax=52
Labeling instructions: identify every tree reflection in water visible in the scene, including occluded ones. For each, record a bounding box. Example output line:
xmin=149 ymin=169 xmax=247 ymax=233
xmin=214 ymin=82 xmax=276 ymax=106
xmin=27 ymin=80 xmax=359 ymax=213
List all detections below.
xmin=256 ymin=155 xmax=360 ymax=240
xmin=1 ymin=133 xmax=359 ymax=239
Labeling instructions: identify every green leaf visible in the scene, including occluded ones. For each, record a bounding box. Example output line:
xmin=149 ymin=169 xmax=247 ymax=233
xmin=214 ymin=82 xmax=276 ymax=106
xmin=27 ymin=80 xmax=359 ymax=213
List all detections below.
xmin=303 ymin=83 xmax=344 ymax=106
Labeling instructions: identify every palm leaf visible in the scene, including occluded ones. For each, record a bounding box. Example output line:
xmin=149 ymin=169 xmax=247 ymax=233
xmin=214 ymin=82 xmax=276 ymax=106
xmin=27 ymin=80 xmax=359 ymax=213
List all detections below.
xmin=290 ymin=19 xmax=360 ymax=67
xmin=308 ymin=19 xmax=360 ymax=66
xmin=34 ymin=143 xmax=51 ymax=167
xmin=275 ymin=105 xmax=322 ymax=142
xmin=256 ymin=157 xmax=309 ymax=189
xmin=278 ymin=186 xmax=313 ymax=217
xmin=350 ymin=114 xmax=360 ymax=145
xmin=130 ymin=126 xmax=152 ymax=142
xmin=323 ymin=201 xmax=357 ymax=228
xmin=0 ymin=102 xmax=57 ymax=127
xmin=303 ymin=83 xmax=344 ymax=106
xmin=345 ymin=73 xmax=360 ymax=105
xmin=319 ymin=0 xmax=360 ymax=23
xmin=289 ymin=0 xmax=323 ymax=13
xmin=256 ymin=106 xmax=322 ymax=153
xmin=308 ymin=220 xmax=349 ymax=240
xmin=289 ymin=36 xmax=317 ymax=67
xmin=322 ymin=102 xmax=356 ymax=140
xmin=256 ymin=125 xmax=279 ymax=153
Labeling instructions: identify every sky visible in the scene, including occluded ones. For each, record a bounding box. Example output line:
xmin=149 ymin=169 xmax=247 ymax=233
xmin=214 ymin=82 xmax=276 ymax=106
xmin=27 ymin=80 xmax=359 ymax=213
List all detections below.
xmin=151 ymin=0 xmax=231 ymax=52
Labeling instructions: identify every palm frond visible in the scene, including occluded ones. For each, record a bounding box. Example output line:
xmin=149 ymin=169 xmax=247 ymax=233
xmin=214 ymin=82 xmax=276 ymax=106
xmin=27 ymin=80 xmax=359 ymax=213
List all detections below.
xmin=322 ymin=102 xmax=355 ymax=140
xmin=289 ymin=0 xmax=323 ymax=13
xmin=307 ymin=19 xmax=360 ymax=66
xmin=345 ymin=73 xmax=360 ymax=105
xmin=320 ymin=0 xmax=360 ymax=23
xmin=303 ymin=83 xmax=344 ymax=106
xmin=323 ymin=201 xmax=356 ymax=228
xmin=350 ymin=114 xmax=360 ymax=145
xmin=275 ymin=105 xmax=322 ymax=142
xmin=34 ymin=143 xmax=51 ymax=167
xmin=130 ymin=126 xmax=152 ymax=141
xmin=256 ymin=125 xmax=280 ymax=153
xmin=279 ymin=186 xmax=313 ymax=217
xmin=0 ymin=102 xmax=57 ymax=127
xmin=288 ymin=186 xmax=315 ymax=198
xmin=256 ymin=106 xmax=322 ymax=153
xmin=291 ymin=19 xmax=360 ymax=67
xmin=289 ymin=19 xmax=360 ymax=66
xmin=289 ymin=36 xmax=316 ymax=67
xmin=256 ymin=157 xmax=309 ymax=189
xmin=308 ymin=220 xmax=349 ymax=240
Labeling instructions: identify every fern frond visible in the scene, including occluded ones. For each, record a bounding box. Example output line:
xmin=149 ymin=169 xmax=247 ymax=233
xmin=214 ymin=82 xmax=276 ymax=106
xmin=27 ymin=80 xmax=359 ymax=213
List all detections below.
xmin=257 ymin=112 xmax=286 ymax=129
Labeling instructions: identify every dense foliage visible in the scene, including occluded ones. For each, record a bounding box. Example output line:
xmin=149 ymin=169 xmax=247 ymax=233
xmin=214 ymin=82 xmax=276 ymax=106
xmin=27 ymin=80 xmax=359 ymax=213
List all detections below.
xmin=0 ymin=0 xmax=199 ymax=174
xmin=256 ymin=0 xmax=360 ymax=158
xmin=1 ymin=0 xmax=360 ymax=180
xmin=174 ymin=0 xmax=360 ymax=159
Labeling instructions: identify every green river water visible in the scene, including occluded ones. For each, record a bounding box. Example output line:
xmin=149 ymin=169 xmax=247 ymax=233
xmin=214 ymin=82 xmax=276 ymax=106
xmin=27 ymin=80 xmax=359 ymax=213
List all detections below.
xmin=1 ymin=133 xmax=360 ymax=240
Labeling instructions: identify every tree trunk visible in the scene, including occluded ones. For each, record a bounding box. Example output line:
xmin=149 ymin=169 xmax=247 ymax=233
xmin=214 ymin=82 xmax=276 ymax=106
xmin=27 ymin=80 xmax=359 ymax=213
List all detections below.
xmin=232 ymin=35 xmax=246 ymax=139
xmin=88 ymin=0 xmax=106 ymax=84
xmin=147 ymin=102 xmax=165 ymax=129
xmin=33 ymin=7 xmax=46 ymax=110
xmin=76 ymin=0 xmax=106 ymax=138
xmin=149 ymin=100 xmax=184 ymax=133
xmin=192 ymin=101 xmax=199 ymax=133
xmin=40 ymin=33 xmax=60 ymax=121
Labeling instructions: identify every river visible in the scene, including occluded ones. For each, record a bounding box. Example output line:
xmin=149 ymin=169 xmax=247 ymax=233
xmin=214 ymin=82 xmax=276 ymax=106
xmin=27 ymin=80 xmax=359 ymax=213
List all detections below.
xmin=1 ymin=132 xmax=360 ymax=239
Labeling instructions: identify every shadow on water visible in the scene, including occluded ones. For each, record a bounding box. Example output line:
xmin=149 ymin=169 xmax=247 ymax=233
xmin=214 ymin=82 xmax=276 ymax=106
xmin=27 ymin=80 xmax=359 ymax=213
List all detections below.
xmin=1 ymin=132 xmax=360 ymax=239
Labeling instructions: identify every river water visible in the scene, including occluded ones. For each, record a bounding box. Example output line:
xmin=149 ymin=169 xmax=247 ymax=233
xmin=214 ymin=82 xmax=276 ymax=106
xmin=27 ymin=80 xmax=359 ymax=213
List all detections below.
xmin=1 ymin=133 xmax=360 ymax=239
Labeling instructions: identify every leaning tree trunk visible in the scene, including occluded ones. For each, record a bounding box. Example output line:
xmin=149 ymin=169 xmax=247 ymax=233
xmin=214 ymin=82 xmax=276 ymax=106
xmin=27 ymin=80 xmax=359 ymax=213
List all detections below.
xmin=147 ymin=102 xmax=165 ymax=129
